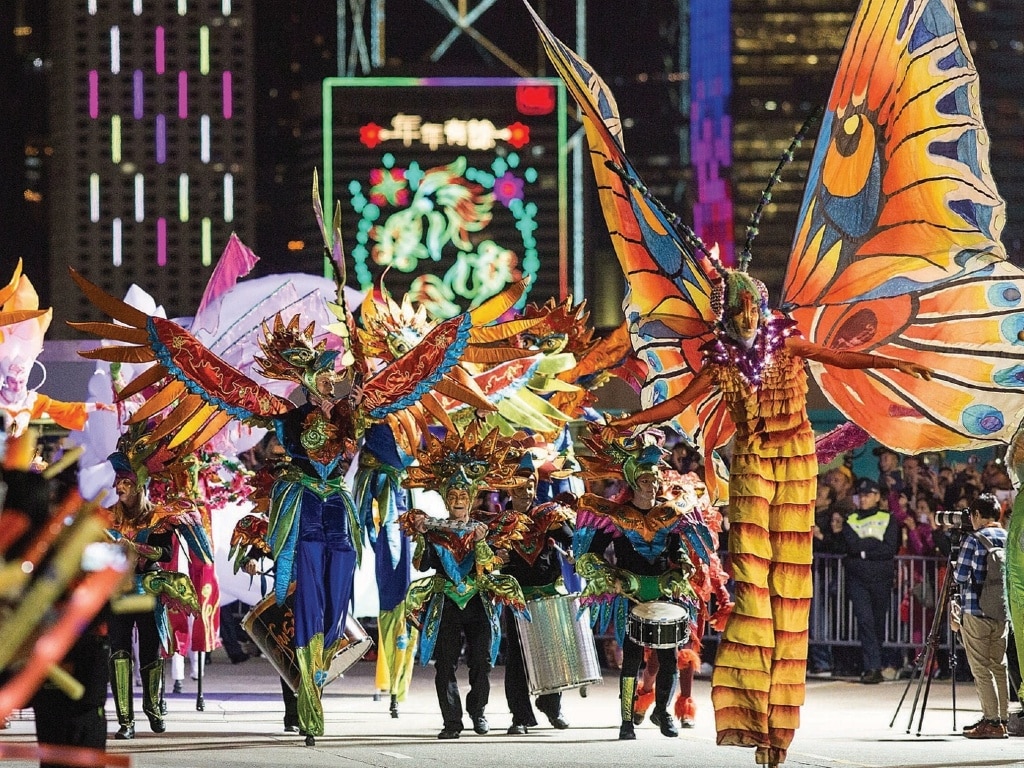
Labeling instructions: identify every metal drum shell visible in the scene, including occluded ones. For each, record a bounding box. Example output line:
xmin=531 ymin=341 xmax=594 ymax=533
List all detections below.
xmin=626 ymin=601 xmax=690 ymax=649
xmin=515 ymin=593 xmax=603 ymax=696
xmin=241 ymin=587 xmax=373 ymax=693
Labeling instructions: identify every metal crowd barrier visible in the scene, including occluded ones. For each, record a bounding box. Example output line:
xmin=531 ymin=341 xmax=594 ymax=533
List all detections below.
xmin=808 ymin=553 xmax=947 ymax=650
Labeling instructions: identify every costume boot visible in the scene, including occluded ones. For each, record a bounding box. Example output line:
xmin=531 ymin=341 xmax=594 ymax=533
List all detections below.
xmin=618 ymin=676 xmax=637 ymax=740
xmin=110 ymin=651 xmax=135 ymax=740
xmin=650 ymin=667 xmax=679 ymax=737
xmin=141 ymin=660 xmax=167 ymax=733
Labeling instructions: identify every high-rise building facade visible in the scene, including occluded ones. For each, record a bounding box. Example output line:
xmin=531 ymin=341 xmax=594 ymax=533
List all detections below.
xmin=48 ymin=0 xmax=256 ymax=336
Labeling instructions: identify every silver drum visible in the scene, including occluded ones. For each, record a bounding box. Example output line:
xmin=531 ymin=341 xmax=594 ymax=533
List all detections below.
xmin=515 ymin=593 xmax=603 ymax=695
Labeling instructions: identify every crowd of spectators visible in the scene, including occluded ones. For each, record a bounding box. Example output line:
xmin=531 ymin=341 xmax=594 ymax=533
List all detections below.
xmin=808 ymin=448 xmax=1017 ymax=683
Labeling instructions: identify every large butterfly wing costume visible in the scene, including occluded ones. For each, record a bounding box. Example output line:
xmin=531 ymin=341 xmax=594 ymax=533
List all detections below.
xmin=783 ymin=0 xmax=1024 ymax=452
xmin=529 ymin=0 xmax=1024 ymax=464
xmin=523 ymin=3 xmax=734 ymax=500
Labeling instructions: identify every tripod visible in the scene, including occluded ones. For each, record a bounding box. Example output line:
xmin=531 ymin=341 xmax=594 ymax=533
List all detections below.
xmin=890 ymin=552 xmax=961 ymax=735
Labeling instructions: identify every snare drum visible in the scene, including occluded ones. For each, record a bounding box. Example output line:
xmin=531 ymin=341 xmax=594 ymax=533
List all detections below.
xmin=242 ymin=587 xmax=373 ymax=693
xmin=626 ymin=602 xmax=690 ymax=649
xmin=515 ymin=593 xmax=603 ymax=695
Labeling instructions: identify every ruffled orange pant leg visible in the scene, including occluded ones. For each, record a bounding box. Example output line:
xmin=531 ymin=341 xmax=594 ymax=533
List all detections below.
xmin=712 ymin=451 xmax=815 ymax=763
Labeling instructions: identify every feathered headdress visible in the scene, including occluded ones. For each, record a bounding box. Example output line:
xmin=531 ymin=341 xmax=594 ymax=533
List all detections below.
xmin=403 ymin=422 xmax=520 ymax=498
xmin=578 ymin=425 xmax=668 ymax=490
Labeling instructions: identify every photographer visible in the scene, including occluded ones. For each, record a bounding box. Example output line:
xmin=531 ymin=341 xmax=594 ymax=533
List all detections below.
xmin=952 ymin=494 xmax=1010 ymax=739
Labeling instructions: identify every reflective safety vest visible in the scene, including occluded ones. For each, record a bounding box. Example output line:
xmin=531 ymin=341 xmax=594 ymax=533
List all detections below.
xmin=847 ymin=510 xmax=890 ymax=542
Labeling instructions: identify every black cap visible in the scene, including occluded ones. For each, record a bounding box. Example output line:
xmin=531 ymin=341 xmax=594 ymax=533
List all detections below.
xmin=855 ymin=477 xmax=881 ymax=495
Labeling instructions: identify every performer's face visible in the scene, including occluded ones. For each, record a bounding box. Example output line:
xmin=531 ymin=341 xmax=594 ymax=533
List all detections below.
xmin=725 ymin=292 xmax=760 ymax=346
xmin=0 ymin=363 xmax=28 ymax=404
xmin=114 ymin=473 xmax=140 ymax=509
xmin=445 ymin=487 xmax=472 ymax=520
xmin=509 ymin=475 xmax=537 ymax=511
xmin=632 ymin=472 xmax=661 ymax=505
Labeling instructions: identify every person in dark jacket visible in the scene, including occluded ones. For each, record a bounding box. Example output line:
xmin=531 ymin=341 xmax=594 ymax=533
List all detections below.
xmin=490 ymin=454 xmax=574 ymax=734
xmin=834 ymin=477 xmax=900 ymax=684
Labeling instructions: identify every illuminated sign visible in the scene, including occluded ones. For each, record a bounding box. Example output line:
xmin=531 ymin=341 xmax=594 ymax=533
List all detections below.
xmin=323 ymin=77 xmax=567 ymax=319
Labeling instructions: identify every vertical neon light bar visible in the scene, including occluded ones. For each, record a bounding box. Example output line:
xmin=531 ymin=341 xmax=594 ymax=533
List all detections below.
xmin=200 ymin=115 xmax=210 ymax=162
xmin=156 ymin=114 xmax=166 ymax=163
xmin=222 ymin=72 xmax=232 ymax=118
xmin=133 ymin=70 xmax=144 ymax=119
xmin=157 ymin=218 xmax=167 ymax=266
xmin=178 ymin=0 xmax=187 ymax=15
xmin=88 ymin=0 xmax=97 ymax=15
xmin=134 ymin=174 xmax=145 ymax=222
xmin=223 ymin=173 xmax=234 ymax=222
xmin=112 ymin=218 xmax=123 ymax=267
xmin=179 ymin=174 xmax=190 ymax=221
xmin=133 ymin=0 xmax=143 ymax=16
xmin=199 ymin=27 xmax=210 ymax=75
xmin=111 ymin=115 xmax=122 ymax=163
xmin=90 ymin=174 xmax=100 ymax=222
xmin=155 ymin=27 xmax=165 ymax=75
xmin=88 ymin=70 xmax=98 ymax=118
xmin=178 ymin=71 xmax=188 ymax=118
xmin=201 ymin=218 xmax=212 ymax=266
xmin=110 ymin=27 xmax=120 ymax=74
xmin=222 ymin=1 xmax=232 ymax=16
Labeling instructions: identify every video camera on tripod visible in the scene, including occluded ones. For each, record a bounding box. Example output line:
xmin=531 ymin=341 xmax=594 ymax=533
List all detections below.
xmin=934 ymin=508 xmax=972 ymax=530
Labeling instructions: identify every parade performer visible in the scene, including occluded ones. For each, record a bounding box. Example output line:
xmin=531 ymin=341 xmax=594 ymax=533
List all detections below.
xmin=525 ymin=0 xmax=1024 ymax=762
xmin=398 ymin=423 xmax=528 ymax=740
xmin=68 ymin=188 xmax=546 ymax=743
xmin=573 ymin=428 xmax=717 ymax=741
xmin=165 ymin=451 xmax=250 ymax=705
xmin=0 ymin=262 xmax=105 ymax=437
xmin=633 ymin=469 xmax=732 ymax=730
xmin=487 ymin=450 xmax=575 ymax=734
xmin=105 ymin=432 xmax=208 ymax=740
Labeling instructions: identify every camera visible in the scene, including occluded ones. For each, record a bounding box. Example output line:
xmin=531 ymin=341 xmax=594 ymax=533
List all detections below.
xmin=934 ymin=508 xmax=971 ymax=529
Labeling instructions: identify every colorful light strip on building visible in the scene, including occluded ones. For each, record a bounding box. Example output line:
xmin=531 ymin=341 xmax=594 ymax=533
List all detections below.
xmin=87 ymin=8 xmax=241 ymax=275
xmin=201 ymin=218 xmax=212 ymax=266
xmin=111 ymin=115 xmax=121 ymax=163
xmin=112 ymin=218 xmax=122 ymax=266
xmin=89 ymin=70 xmax=98 ymax=118
xmin=157 ymin=217 xmax=167 ymax=266
xmin=90 ymin=174 xmax=100 ymax=222
xmin=156 ymin=114 xmax=166 ymax=163
xmin=133 ymin=69 xmax=143 ymax=119
xmin=200 ymin=115 xmax=210 ymax=162
xmin=179 ymin=174 xmax=189 ymax=222
xmin=155 ymin=26 xmax=165 ymax=74
xmin=223 ymin=173 xmax=234 ymax=222
xmin=134 ymin=173 xmax=144 ymax=221
xmin=199 ymin=26 xmax=210 ymax=75
xmin=178 ymin=71 xmax=188 ymax=118
xmin=222 ymin=71 xmax=232 ymax=118
xmin=110 ymin=27 xmax=120 ymax=74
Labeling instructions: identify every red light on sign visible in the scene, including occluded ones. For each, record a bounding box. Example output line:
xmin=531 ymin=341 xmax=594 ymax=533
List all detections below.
xmin=516 ymin=84 xmax=555 ymax=115
xmin=506 ymin=122 xmax=530 ymax=149
xmin=360 ymin=122 xmax=383 ymax=148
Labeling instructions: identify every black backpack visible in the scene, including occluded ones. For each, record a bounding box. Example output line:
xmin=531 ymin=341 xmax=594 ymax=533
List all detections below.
xmin=975 ymin=531 xmax=1007 ymax=623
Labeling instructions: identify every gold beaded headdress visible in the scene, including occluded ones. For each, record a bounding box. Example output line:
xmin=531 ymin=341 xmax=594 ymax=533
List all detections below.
xmin=403 ymin=422 xmax=520 ymax=499
xmin=254 ymin=314 xmax=342 ymax=392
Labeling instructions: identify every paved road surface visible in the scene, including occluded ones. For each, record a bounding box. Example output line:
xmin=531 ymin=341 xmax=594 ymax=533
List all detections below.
xmin=1 ymin=649 xmax=1020 ymax=768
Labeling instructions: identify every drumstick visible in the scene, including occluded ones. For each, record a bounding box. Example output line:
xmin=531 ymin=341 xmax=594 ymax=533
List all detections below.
xmin=548 ymin=538 xmax=575 ymax=564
